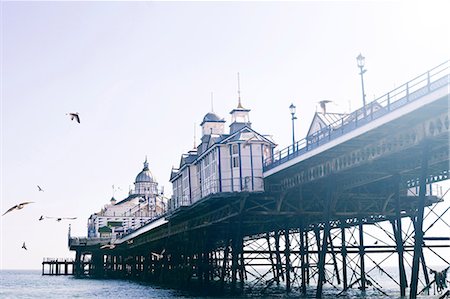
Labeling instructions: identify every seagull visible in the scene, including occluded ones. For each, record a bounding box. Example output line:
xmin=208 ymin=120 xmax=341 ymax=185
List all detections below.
xmin=22 ymin=242 xmax=27 ymax=250
xmin=318 ymin=100 xmax=332 ymax=114
xmin=46 ymin=216 xmax=77 ymax=222
xmin=37 ymin=185 xmax=44 ymax=192
xmin=67 ymin=112 xmax=80 ymax=123
xmin=151 ymin=249 xmax=166 ymax=260
xmin=39 ymin=215 xmax=45 ymax=221
xmin=2 ymin=202 xmax=34 ymax=216
xmin=100 ymin=244 xmax=116 ymax=250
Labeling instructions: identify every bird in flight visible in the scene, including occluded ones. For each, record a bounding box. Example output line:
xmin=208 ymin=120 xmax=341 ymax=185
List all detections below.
xmin=46 ymin=216 xmax=77 ymax=222
xmin=37 ymin=185 xmax=44 ymax=192
xmin=39 ymin=215 xmax=45 ymax=221
xmin=22 ymin=242 xmax=27 ymax=250
xmin=2 ymin=202 xmax=34 ymax=216
xmin=67 ymin=112 xmax=80 ymax=123
xmin=100 ymin=243 xmax=116 ymax=250
xmin=318 ymin=100 xmax=332 ymax=114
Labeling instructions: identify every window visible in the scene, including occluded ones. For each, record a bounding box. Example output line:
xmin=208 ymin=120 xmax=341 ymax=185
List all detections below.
xmin=232 ymin=144 xmax=239 ymax=155
xmin=233 ymin=156 xmax=240 ymax=168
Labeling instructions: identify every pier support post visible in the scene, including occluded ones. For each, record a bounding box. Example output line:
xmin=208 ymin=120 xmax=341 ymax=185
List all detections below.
xmin=300 ymin=225 xmax=307 ymax=295
xmin=274 ymin=230 xmax=283 ymax=284
xmin=341 ymin=223 xmax=348 ymax=291
xmin=284 ymin=225 xmax=291 ymax=292
xmin=316 ymin=187 xmax=333 ymax=298
xmin=392 ymin=174 xmax=407 ymax=296
xmin=220 ymin=237 xmax=231 ymax=290
xmin=74 ymin=250 xmax=82 ymax=277
xmin=358 ymin=219 xmax=366 ymax=291
xmin=410 ymin=144 xmax=429 ymax=299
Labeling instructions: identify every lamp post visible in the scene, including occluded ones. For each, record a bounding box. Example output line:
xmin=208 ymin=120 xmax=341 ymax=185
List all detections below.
xmin=356 ymin=53 xmax=367 ymax=117
xmin=289 ymin=103 xmax=297 ymax=151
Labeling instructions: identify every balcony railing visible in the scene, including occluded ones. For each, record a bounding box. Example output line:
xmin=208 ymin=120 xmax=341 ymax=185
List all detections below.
xmin=264 ymin=60 xmax=450 ymax=171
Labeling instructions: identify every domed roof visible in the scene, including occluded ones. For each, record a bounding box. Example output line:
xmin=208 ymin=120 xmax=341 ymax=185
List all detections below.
xmin=135 ymin=159 xmax=154 ymax=183
xmin=201 ymin=112 xmax=225 ymax=125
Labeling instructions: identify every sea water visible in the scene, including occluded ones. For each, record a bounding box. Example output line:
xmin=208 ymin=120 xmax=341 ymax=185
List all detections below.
xmin=0 ymin=270 xmax=445 ymax=298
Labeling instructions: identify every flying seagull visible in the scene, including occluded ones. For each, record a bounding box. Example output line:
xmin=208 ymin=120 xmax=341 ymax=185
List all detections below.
xmin=37 ymin=185 xmax=44 ymax=192
xmin=67 ymin=112 xmax=80 ymax=123
xmin=39 ymin=215 xmax=44 ymax=221
xmin=46 ymin=216 xmax=77 ymax=222
xmin=151 ymin=249 xmax=166 ymax=260
xmin=22 ymin=242 xmax=27 ymax=250
xmin=318 ymin=100 xmax=332 ymax=114
xmin=100 ymin=244 xmax=116 ymax=250
xmin=2 ymin=202 xmax=34 ymax=216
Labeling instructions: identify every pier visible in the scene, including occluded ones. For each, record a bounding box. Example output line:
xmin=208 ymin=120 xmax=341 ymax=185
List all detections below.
xmin=42 ymin=258 xmax=75 ymax=276
xmin=66 ymin=61 xmax=450 ymax=298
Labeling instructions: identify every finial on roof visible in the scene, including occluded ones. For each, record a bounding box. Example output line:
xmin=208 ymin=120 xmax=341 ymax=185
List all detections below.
xmin=143 ymin=156 xmax=149 ymax=170
xmin=237 ymin=72 xmax=243 ymax=109
xmin=193 ymin=122 xmax=197 ymax=149
xmin=211 ymin=92 xmax=214 ymax=112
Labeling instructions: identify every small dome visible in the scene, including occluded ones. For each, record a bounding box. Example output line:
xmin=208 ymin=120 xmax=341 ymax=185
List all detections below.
xmin=201 ymin=112 xmax=224 ymax=125
xmin=135 ymin=159 xmax=154 ymax=183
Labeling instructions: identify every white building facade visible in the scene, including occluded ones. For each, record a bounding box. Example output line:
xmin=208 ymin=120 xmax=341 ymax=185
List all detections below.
xmin=87 ymin=159 xmax=166 ymax=239
xmin=169 ymin=100 xmax=276 ymax=211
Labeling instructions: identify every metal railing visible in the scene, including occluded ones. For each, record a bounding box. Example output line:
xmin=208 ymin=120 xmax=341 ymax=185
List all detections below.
xmin=264 ymin=60 xmax=450 ymax=171
xmin=42 ymin=257 xmax=74 ymax=263
xmin=68 ymin=236 xmax=112 ymax=246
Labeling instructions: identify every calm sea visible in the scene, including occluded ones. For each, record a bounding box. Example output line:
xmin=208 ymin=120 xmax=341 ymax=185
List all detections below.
xmin=0 ymin=270 xmax=444 ymax=298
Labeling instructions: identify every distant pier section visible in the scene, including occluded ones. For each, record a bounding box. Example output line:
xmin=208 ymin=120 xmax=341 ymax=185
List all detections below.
xmin=42 ymin=258 xmax=75 ymax=276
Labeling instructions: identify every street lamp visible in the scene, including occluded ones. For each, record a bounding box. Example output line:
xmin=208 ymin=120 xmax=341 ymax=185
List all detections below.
xmin=356 ymin=53 xmax=367 ymax=117
xmin=289 ymin=103 xmax=297 ymax=151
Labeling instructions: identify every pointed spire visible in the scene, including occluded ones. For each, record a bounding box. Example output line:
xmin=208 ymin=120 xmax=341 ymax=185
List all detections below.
xmin=237 ymin=72 xmax=243 ymax=109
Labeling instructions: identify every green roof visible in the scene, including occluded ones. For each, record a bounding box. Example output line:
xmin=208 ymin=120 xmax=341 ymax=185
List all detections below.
xmin=107 ymin=221 xmax=123 ymax=227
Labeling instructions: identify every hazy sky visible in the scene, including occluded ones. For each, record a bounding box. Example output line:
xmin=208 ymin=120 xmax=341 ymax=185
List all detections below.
xmin=1 ymin=1 xmax=449 ymax=270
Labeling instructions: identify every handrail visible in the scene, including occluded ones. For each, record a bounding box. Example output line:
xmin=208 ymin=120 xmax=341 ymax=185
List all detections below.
xmin=42 ymin=257 xmax=75 ymax=263
xmin=263 ymin=60 xmax=450 ymax=171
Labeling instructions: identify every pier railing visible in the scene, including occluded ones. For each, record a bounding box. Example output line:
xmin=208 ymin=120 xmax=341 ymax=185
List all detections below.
xmin=43 ymin=257 xmax=74 ymax=263
xmin=69 ymin=236 xmax=112 ymax=247
xmin=264 ymin=60 xmax=450 ymax=171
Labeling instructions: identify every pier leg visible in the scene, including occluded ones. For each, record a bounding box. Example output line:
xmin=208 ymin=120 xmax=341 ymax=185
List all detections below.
xmin=410 ymin=144 xmax=429 ymax=299
xmin=300 ymin=225 xmax=307 ymax=295
xmin=266 ymin=232 xmax=277 ymax=283
xmin=359 ymin=219 xmax=366 ymax=291
xmin=306 ymin=230 xmax=310 ymax=286
xmin=328 ymin=232 xmax=341 ymax=285
xmin=341 ymin=224 xmax=348 ymax=291
xmin=231 ymin=232 xmax=242 ymax=291
xmin=392 ymin=173 xmax=408 ymax=296
xmin=74 ymin=250 xmax=82 ymax=277
xmin=274 ymin=230 xmax=284 ymax=284
xmin=220 ymin=238 xmax=230 ymax=290
xmin=316 ymin=188 xmax=333 ymax=298
xmin=285 ymin=225 xmax=291 ymax=292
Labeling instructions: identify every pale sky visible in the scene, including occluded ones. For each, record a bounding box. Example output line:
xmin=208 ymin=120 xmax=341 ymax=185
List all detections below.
xmin=1 ymin=1 xmax=449 ymax=270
